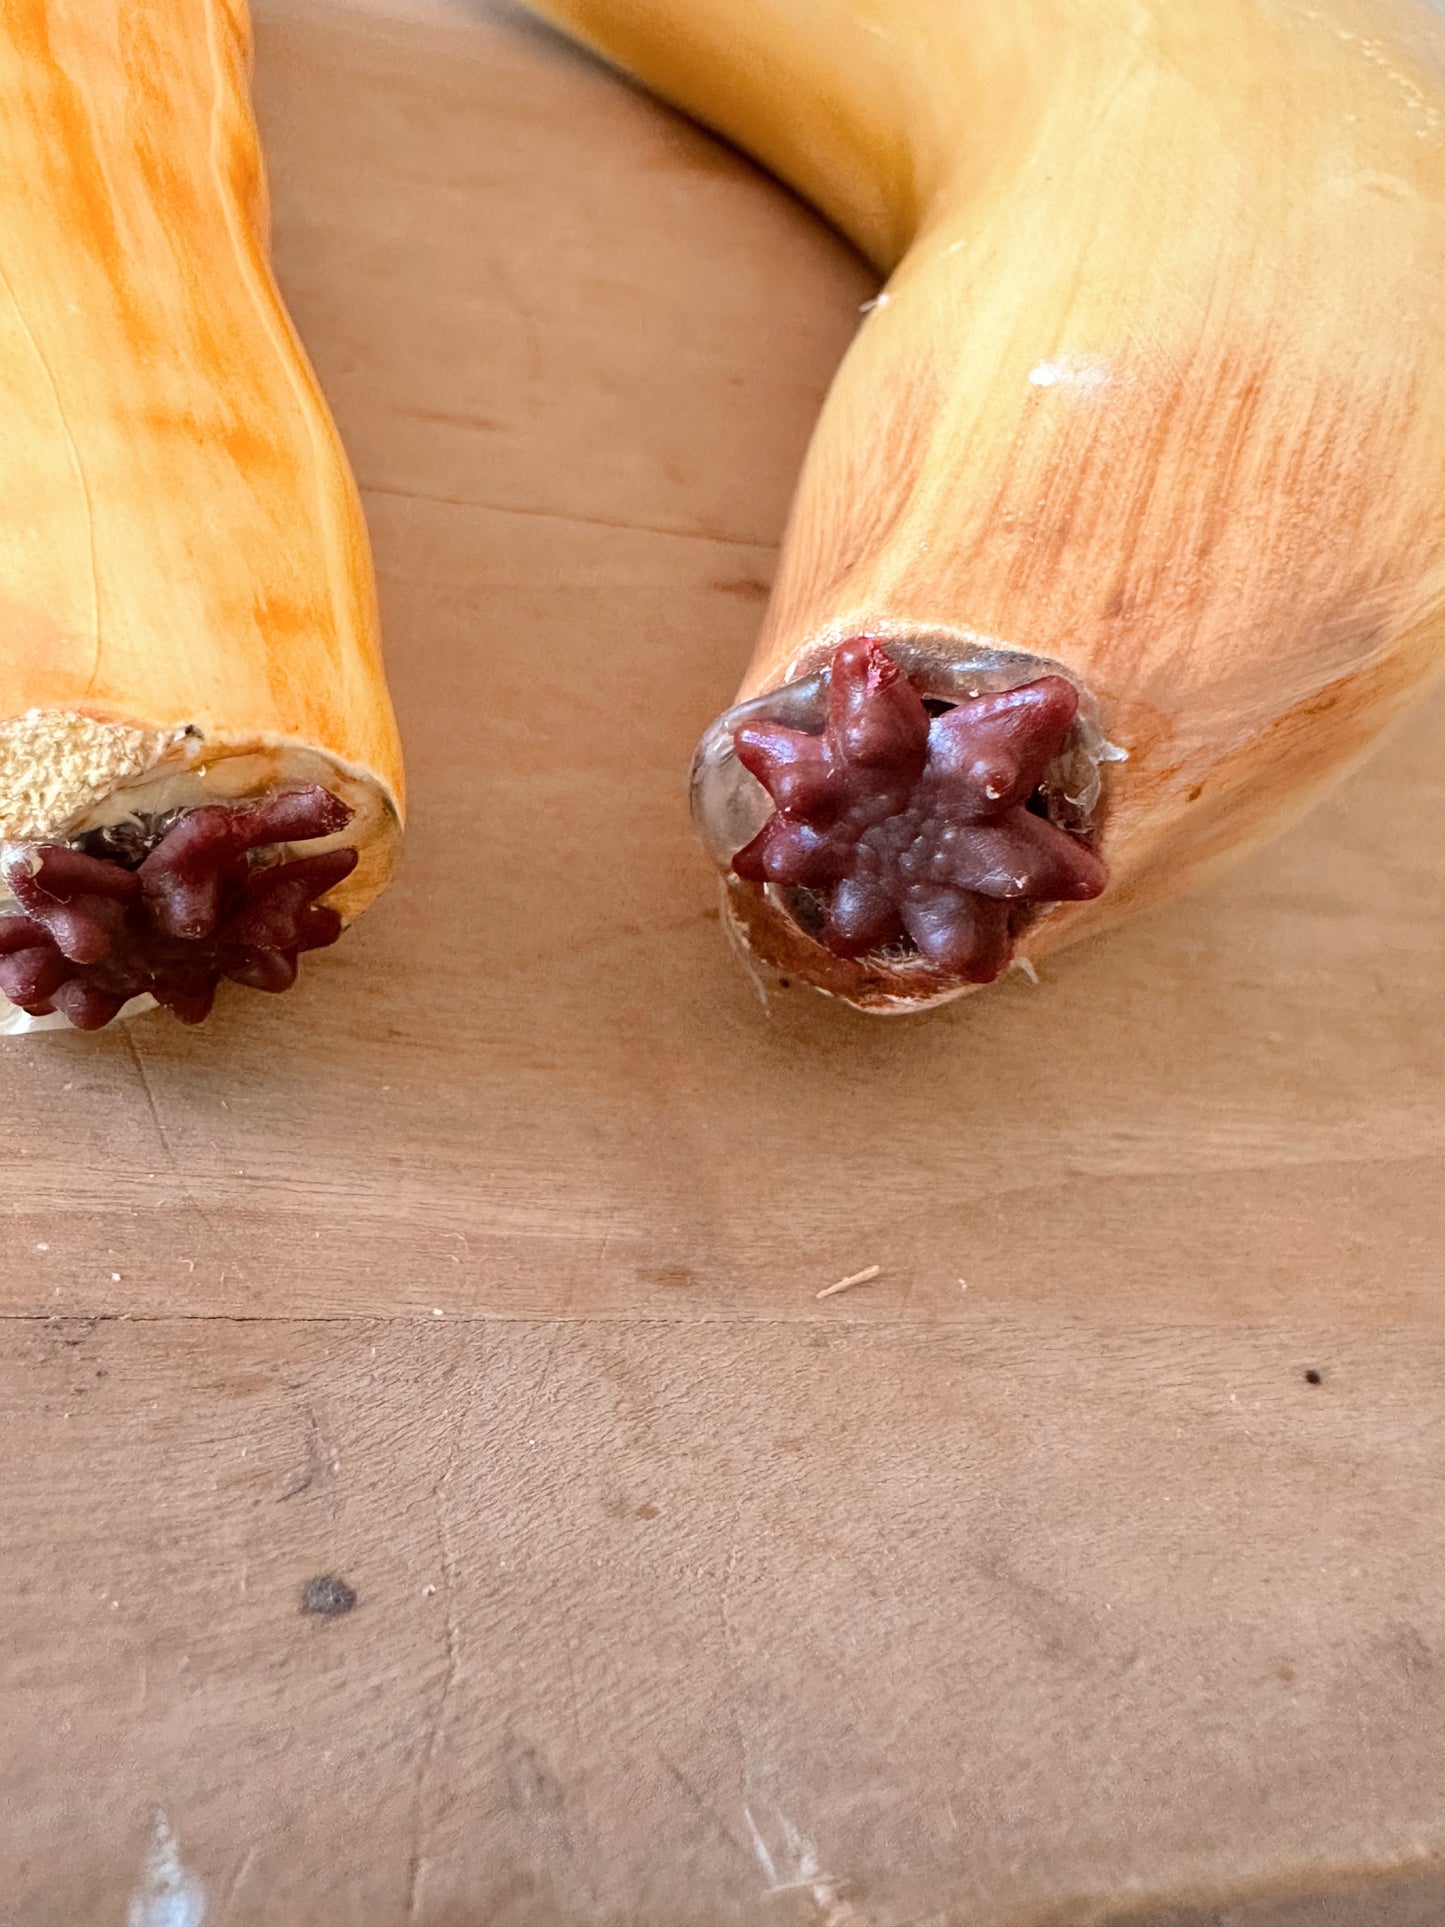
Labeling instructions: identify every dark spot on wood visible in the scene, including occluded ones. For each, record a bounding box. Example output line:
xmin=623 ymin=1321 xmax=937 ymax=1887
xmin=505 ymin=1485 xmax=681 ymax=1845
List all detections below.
xmin=1304 ymin=1368 xmax=1323 ymax=1385
xmin=1384 ymin=1625 xmax=1434 ymax=1677
xmin=711 ymin=576 xmax=771 ymax=602
xmin=300 ymin=1574 xmax=357 ymax=1618
xmin=642 ymin=1264 xmax=696 ymax=1290
xmin=205 ymin=1375 xmax=269 ymax=1398
xmin=474 ymin=1873 xmax=560 ymax=1919
xmin=405 ymin=405 xmax=505 ymax=433
xmin=1187 ymin=784 xmax=1204 ymax=802
xmin=504 ymin=1734 xmax=566 ymax=1814
xmin=1276 ymin=1663 xmax=1297 ymax=1683
xmin=634 ymin=1503 xmax=660 ymax=1520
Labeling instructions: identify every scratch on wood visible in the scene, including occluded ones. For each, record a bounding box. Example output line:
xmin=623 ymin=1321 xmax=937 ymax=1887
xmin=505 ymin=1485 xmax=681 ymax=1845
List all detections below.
xmin=718 ymin=1534 xmax=763 ymax=1828
xmin=661 ymin=1756 xmax=749 ymax=1859
xmin=598 ymin=1213 xmax=621 ymax=1267
xmin=516 ymin=1320 xmax=565 ymax=1436
xmin=359 ymin=478 xmax=775 ymax=551
xmin=217 ymin=1844 xmax=257 ymax=1924
xmin=500 ymin=1727 xmax=592 ymax=1906
xmin=277 ymin=1405 xmax=335 ymax=1503
xmin=123 ymin=1030 xmax=228 ymax=1253
xmin=404 ymin=1391 xmax=467 ymax=1924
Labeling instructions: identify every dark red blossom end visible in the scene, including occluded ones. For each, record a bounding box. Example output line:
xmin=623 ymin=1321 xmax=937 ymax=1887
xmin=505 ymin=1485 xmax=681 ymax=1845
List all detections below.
xmin=0 ymin=785 xmax=356 ymax=1029
xmin=732 ymin=638 xmax=1106 ymax=982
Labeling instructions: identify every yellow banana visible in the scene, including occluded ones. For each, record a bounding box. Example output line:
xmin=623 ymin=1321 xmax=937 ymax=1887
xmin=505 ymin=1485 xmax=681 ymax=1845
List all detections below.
xmin=528 ymin=0 xmax=1445 ymax=1010
xmin=0 ymin=1 xmax=402 ymax=1030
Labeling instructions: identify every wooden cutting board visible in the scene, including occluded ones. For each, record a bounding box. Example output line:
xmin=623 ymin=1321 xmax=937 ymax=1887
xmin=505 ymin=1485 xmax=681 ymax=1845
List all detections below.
xmin=3 ymin=3 xmax=1444 ymax=1922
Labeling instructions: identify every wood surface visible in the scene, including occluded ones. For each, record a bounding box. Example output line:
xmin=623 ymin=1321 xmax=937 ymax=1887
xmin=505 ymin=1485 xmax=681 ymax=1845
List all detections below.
xmin=3 ymin=2 xmax=1445 ymax=1922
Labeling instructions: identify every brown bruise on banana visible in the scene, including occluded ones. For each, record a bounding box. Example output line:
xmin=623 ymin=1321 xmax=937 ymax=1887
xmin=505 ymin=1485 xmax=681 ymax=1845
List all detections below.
xmin=703 ymin=637 xmax=1112 ymax=1009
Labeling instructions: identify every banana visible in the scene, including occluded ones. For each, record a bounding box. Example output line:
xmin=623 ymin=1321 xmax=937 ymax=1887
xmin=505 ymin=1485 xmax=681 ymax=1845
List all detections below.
xmin=0 ymin=1 xmax=402 ymax=1030
xmin=528 ymin=0 xmax=1445 ymax=1011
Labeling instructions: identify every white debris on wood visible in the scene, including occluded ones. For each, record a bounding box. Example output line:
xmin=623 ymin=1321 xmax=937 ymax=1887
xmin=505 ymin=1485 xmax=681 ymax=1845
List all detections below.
xmin=127 ymin=1809 xmax=205 ymax=1927
xmin=815 ymin=1264 xmax=881 ymax=1301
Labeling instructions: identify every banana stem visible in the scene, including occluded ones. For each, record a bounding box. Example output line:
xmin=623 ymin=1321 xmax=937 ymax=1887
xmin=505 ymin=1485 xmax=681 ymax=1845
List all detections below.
xmin=693 ymin=635 xmax=1121 ymax=1008
xmin=0 ymin=786 xmax=356 ymax=1029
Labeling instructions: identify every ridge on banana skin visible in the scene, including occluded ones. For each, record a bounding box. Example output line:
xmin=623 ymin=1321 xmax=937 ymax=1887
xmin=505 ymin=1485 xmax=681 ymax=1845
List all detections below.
xmin=527 ymin=0 xmax=1445 ymax=1008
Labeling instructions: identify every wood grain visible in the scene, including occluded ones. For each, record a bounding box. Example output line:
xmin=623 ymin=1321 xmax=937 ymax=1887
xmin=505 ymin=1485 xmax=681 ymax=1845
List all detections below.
xmin=1 ymin=2 xmax=1443 ymax=1922
xmin=9 ymin=1314 xmax=1445 ymax=1927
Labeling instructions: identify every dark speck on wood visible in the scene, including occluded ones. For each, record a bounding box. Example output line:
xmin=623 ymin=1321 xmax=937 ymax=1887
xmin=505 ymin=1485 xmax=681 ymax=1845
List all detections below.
xmin=300 ymin=1574 xmax=357 ymax=1618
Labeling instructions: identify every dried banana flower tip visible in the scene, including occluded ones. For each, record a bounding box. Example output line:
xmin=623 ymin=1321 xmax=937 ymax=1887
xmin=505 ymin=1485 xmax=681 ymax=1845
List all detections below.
xmin=0 ymin=784 xmax=356 ymax=1030
xmin=731 ymin=638 xmax=1106 ymax=981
